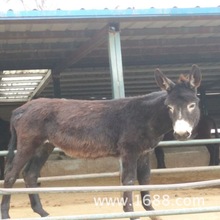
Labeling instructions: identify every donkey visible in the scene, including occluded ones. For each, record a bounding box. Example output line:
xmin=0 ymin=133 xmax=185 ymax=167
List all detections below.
xmin=0 ymin=118 xmax=10 ymax=180
xmin=155 ymin=115 xmax=220 ymax=168
xmin=1 ymin=64 xmax=202 ymax=220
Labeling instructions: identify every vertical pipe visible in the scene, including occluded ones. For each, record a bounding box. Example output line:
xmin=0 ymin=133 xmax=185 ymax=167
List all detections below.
xmin=199 ymin=87 xmax=208 ymax=116
xmin=52 ymin=71 xmax=61 ymax=98
xmin=108 ymin=23 xmax=124 ymax=174
xmin=199 ymin=87 xmax=219 ymax=165
xmin=108 ymin=23 xmax=125 ymax=99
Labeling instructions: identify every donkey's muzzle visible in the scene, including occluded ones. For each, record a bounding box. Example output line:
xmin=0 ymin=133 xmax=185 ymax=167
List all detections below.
xmin=173 ymin=119 xmax=193 ymax=141
xmin=173 ymin=131 xmax=191 ymax=141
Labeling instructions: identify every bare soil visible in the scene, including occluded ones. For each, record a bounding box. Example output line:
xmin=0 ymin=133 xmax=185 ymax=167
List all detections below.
xmin=3 ymin=176 xmax=220 ymax=220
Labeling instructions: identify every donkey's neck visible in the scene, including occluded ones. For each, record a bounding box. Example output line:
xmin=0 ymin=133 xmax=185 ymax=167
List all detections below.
xmin=155 ymin=105 xmax=172 ymax=137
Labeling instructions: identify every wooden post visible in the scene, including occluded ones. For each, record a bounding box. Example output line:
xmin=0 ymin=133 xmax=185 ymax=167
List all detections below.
xmin=108 ymin=23 xmax=125 ymax=99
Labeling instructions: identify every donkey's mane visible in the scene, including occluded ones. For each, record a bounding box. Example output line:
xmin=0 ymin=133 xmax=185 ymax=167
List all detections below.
xmin=178 ymin=74 xmax=189 ymax=83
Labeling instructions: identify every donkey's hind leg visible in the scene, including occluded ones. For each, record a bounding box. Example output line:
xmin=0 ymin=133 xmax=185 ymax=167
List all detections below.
xmin=1 ymin=148 xmax=36 ymax=219
xmin=206 ymin=144 xmax=219 ymax=166
xmin=137 ymin=153 xmax=162 ymax=220
xmin=22 ymin=143 xmax=54 ymax=217
xmin=154 ymin=147 xmax=166 ymax=168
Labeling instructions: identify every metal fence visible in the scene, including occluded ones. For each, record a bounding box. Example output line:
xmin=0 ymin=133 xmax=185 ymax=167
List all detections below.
xmin=5 ymin=207 xmax=220 ymax=220
xmin=1 ymin=179 xmax=220 ymax=219
xmin=0 ymin=138 xmax=220 ymax=219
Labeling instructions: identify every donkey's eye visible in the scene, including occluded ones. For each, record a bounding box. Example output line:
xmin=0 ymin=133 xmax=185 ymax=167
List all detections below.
xmin=167 ymin=105 xmax=174 ymax=113
xmin=187 ymin=103 xmax=196 ymax=111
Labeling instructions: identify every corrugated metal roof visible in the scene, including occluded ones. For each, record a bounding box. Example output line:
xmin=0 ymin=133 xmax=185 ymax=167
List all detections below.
xmin=1 ymin=0 xmax=220 ymax=11
xmin=1 ymin=7 xmax=220 ymax=19
xmin=0 ymin=69 xmax=51 ymax=102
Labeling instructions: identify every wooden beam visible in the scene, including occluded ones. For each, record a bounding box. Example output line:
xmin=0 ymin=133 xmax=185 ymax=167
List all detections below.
xmin=3 ymin=44 xmax=220 ymax=63
xmin=0 ymin=59 xmax=58 ymax=70
xmin=53 ymin=25 xmax=109 ymax=74
xmin=2 ymin=26 xmax=220 ymax=41
xmin=63 ymin=52 xmax=220 ymax=67
xmin=3 ymin=36 xmax=220 ymax=53
xmin=0 ymin=30 xmax=90 ymax=40
xmin=0 ymin=51 xmax=67 ymax=60
xmin=121 ymin=37 xmax=220 ymax=48
xmin=121 ymin=26 xmax=220 ymax=37
xmin=0 ymin=42 xmax=80 ymax=52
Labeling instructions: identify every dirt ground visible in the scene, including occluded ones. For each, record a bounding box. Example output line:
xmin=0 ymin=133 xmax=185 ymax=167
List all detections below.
xmin=2 ymin=176 xmax=220 ymax=220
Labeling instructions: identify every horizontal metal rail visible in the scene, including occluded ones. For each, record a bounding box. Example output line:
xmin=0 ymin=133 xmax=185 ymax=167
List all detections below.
xmin=0 ymin=165 xmax=220 ymax=185
xmin=0 ymin=138 xmax=220 ymax=156
xmin=1 ymin=179 xmax=220 ymax=195
xmin=1 ymin=179 xmax=220 ymax=219
xmin=9 ymin=206 xmax=220 ymax=220
xmin=158 ymin=138 xmax=220 ymax=147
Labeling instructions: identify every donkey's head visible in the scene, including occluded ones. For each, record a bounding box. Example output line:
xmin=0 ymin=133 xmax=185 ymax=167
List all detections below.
xmin=155 ymin=64 xmax=202 ymax=141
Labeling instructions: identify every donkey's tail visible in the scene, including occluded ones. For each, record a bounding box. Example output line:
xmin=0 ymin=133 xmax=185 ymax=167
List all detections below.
xmin=5 ymin=123 xmax=17 ymax=172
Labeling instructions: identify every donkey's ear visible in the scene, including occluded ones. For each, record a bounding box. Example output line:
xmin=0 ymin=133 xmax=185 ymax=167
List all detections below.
xmin=189 ymin=64 xmax=202 ymax=89
xmin=154 ymin=68 xmax=175 ymax=91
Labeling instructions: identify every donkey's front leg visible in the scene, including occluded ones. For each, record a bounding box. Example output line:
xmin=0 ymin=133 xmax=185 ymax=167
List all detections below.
xmin=120 ymin=151 xmax=139 ymax=220
xmin=137 ymin=153 xmax=162 ymax=220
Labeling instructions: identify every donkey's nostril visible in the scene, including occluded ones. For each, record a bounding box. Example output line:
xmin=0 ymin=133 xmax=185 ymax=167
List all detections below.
xmin=186 ymin=131 xmax=191 ymax=138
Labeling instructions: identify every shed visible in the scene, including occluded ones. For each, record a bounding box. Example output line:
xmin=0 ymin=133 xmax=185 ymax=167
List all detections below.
xmin=0 ymin=4 xmax=220 ymax=128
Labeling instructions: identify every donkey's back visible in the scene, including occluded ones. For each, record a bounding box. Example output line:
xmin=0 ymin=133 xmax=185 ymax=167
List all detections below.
xmin=11 ymin=94 xmax=165 ymax=159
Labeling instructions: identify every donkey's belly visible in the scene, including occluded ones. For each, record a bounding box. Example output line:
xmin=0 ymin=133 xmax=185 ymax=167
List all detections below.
xmin=51 ymin=137 xmax=119 ymax=159
xmin=62 ymin=146 xmax=119 ymax=159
